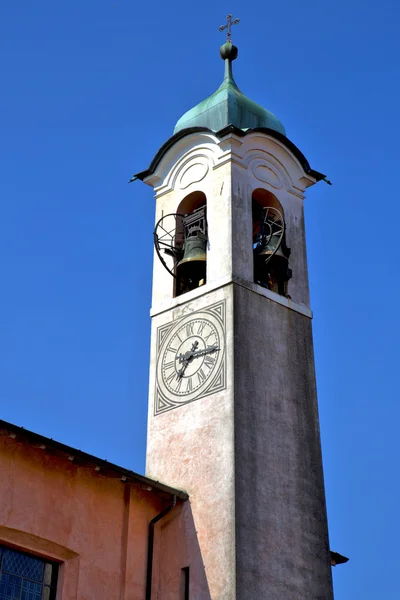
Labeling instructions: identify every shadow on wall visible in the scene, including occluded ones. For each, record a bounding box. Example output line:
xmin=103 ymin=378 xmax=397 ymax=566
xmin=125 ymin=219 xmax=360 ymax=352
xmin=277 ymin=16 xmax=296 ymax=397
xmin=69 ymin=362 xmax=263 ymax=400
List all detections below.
xmin=156 ymin=500 xmax=212 ymax=600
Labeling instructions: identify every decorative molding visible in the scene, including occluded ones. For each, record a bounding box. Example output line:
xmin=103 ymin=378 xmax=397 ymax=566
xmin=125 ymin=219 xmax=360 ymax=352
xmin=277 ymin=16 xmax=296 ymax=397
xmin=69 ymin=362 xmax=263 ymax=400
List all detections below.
xmin=234 ymin=277 xmax=313 ymax=318
xmin=150 ymin=275 xmax=312 ymax=320
xmin=157 ymin=321 xmax=174 ymax=348
xmin=145 ymin=130 xmax=318 ymax=196
xmin=178 ymin=161 xmax=209 ymax=190
xmin=0 ymin=526 xmax=78 ymax=561
xmin=250 ymin=159 xmax=283 ymax=189
xmin=243 ymin=133 xmax=317 ymax=191
xmin=245 ymin=150 xmax=292 ymax=192
xmin=150 ymin=133 xmax=223 ymax=197
xmin=155 ymin=149 xmax=216 ymax=197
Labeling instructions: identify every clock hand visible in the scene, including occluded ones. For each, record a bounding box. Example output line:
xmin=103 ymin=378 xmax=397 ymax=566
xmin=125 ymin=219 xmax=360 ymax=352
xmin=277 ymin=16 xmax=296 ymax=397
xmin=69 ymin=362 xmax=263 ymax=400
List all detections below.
xmin=177 ymin=341 xmax=199 ymax=365
xmin=190 ymin=345 xmax=219 ymax=359
xmin=177 ymin=344 xmax=218 ymax=366
xmin=177 ymin=341 xmax=199 ymax=378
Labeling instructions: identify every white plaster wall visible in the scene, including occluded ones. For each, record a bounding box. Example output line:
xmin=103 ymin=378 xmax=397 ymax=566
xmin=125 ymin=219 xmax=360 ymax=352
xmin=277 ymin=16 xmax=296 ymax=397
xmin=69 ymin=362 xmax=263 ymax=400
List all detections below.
xmin=144 ymin=129 xmax=330 ymax=599
xmin=148 ymin=133 xmax=233 ymax=310
xmin=228 ymin=133 xmax=314 ymax=307
xmin=145 ymin=131 xmax=316 ymax=313
xmin=146 ymin=285 xmax=236 ymax=600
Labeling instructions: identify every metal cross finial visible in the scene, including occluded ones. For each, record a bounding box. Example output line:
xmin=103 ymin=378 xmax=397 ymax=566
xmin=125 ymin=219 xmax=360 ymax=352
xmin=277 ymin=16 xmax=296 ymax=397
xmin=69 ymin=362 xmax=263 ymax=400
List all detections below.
xmin=219 ymin=14 xmax=240 ymax=43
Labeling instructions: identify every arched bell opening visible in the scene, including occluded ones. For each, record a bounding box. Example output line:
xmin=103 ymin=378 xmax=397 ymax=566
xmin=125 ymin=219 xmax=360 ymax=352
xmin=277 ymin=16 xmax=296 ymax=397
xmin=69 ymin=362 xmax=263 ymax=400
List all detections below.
xmin=252 ymin=188 xmax=291 ymax=297
xmin=175 ymin=191 xmax=208 ymax=297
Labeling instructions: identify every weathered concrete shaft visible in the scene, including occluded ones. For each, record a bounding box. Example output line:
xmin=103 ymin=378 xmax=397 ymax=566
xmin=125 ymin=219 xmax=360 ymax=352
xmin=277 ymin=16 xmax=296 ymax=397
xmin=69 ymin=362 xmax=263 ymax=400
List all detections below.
xmin=233 ymin=284 xmax=333 ymax=599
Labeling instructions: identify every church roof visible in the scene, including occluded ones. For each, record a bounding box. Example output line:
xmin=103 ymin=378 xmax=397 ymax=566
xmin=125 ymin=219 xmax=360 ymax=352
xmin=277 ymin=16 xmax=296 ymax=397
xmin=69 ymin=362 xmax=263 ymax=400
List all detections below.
xmin=0 ymin=419 xmax=188 ymax=500
xmin=173 ymin=42 xmax=286 ymax=136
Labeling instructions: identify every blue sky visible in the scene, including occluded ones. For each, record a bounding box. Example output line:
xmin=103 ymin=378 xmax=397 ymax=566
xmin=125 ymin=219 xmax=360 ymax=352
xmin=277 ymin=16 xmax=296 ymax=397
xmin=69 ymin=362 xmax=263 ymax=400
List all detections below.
xmin=1 ymin=0 xmax=399 ymax=597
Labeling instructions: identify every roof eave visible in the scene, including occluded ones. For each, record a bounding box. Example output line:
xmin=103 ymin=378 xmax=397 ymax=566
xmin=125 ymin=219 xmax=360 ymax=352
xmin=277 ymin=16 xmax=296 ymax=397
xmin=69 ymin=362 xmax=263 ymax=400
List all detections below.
xmin=0 ymin=419 xmax=188 ymax=501
xmin=130 ymin=127 xmax=212 ymax=183
xmin=217 ymin=125 xmax=326 ymax=181
xmin=130 ymin=125 xmax=326 ymax=185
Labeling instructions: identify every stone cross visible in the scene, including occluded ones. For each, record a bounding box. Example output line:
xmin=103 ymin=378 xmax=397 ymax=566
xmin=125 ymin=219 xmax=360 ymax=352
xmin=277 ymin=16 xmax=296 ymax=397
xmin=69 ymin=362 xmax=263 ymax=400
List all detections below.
xmin=219 ymin=14 xmax=240 ymax=43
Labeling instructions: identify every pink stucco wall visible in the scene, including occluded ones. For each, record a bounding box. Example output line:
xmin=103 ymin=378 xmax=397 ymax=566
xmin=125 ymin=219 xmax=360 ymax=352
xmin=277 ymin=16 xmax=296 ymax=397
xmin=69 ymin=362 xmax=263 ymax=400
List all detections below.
xmin=0 ymin=434 xmax=198 ymax=600
xmin=157 ymin=502 xmax=212 ymax=600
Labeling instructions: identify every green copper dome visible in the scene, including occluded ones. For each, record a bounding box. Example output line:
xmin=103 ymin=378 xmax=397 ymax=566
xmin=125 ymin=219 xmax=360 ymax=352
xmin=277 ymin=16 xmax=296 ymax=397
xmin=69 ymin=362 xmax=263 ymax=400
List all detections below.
xmin=173 ymin=43 xmax=286 ymax=136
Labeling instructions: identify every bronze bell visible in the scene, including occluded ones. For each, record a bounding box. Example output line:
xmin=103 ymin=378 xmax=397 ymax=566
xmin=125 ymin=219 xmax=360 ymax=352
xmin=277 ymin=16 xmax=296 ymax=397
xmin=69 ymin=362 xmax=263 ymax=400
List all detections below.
xmin=254 ymin=233 xmax=291 ymax=296
xmin=176 ymin=232 xmax=207 ymax=293
xmin=177 ymin=233 xmax=207 ymax=268
xmin=255 ymin=233 xmax=288 ymax=265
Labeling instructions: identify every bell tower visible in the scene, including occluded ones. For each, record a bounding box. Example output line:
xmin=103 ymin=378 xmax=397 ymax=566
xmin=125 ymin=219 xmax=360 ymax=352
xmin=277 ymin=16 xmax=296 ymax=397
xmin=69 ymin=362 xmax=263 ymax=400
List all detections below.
xmin=133 ymin=24 xmax=334 ymax=600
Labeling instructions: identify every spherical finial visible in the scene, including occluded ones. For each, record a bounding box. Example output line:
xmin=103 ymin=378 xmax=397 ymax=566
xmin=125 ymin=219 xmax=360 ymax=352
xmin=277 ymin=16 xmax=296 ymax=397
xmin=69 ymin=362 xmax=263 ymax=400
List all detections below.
xmin=220 ymin=42 xmax=238 ymax=61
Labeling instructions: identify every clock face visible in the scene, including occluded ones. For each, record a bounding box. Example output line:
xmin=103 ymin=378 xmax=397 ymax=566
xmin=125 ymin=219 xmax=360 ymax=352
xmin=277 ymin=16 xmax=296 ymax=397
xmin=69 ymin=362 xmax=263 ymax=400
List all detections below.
xmin=155 ymin=303 xmax=226 ymax=414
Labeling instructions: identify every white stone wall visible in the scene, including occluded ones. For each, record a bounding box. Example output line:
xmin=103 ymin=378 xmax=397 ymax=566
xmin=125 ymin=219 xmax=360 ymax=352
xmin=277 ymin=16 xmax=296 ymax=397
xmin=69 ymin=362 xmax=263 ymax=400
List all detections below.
xmin=145 ymin=130 xmax=316 ymax=313
xmin=147 ymin=285 xmax=236 ymax=599
xmin=144 ymin=130 xmax=332 ymax=599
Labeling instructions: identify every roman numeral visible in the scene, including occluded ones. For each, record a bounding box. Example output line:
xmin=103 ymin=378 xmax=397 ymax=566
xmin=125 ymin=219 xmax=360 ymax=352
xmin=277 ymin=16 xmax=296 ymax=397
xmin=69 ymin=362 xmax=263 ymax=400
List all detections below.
xmin=187 ymin=377 xmax=193 ymax=393
xmin=163 ymin=361 xmax=175 ymax=370
xmin=186 ymin=323 xmax=194 ymax=337
xmin=204 ymin=355 xmax=215 ymax=369
xmin=175 ymin=377 xmax=183 ymax=393
xmin=197 ymin=322 xmax=206 ymax=336
xmin=166 ymin=371 xmax=176 ymax=385
xmin=204 ymin=331 xmax=215 ymax=342
xmin=197 ymin=368 xmax=206 ymax=384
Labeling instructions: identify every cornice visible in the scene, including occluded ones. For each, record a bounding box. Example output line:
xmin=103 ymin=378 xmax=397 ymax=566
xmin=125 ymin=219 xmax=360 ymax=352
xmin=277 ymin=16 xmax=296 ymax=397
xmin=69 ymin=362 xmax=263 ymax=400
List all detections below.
xmin=130 ymin=125 xmax=326 ymax=186
xmin=150 ymin=275 xmax=312 ymax=320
